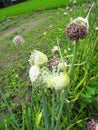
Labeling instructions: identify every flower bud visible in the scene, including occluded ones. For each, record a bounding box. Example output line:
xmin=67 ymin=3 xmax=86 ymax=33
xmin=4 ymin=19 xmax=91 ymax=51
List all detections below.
xmin=95 ymin=27 xmax=98 ymax=31
xmin=45 ymin=72 xmax=70 ymax=90
xmin=73 ymin=0 xmax=77 ymax=5
xmin=63 ymin=12 xmax=67 ymax=16
xmin=51 ymin=46 xmax=59 ymax=54
xmin=29 ymin=50 xmax=48 ymax=66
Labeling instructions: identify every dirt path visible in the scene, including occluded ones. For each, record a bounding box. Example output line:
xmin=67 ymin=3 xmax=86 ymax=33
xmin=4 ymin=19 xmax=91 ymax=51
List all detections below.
xmin=0 ymin=17 xmax=48 ymax=37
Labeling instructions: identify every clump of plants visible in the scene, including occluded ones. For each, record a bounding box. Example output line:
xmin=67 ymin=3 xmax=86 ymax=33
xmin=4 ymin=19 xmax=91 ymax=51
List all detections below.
xmin=0 ymin=2 xmax=97 ymax=130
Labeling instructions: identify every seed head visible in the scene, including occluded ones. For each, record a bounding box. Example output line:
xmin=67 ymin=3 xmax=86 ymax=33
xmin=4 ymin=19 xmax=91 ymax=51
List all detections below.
xmin=49 ymin=58 xmax=60 ymax=70
xmin=66 ymin=17 xmax=88 ymax=42
xmin=87 ymin=119 xmax=96 ymax=130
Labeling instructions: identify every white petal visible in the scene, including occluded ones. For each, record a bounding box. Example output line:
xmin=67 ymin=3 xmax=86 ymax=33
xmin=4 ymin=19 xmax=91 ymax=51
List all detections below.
xmin=29 ymin=65 xmax=40 ymax=82
xmin=95 ymin=27 xmax=98 ymax=31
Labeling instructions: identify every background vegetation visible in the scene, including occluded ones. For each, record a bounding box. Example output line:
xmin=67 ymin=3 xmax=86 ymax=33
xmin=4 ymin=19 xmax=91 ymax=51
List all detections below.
xmin=0 ymin=0 xmax=96 ymax=21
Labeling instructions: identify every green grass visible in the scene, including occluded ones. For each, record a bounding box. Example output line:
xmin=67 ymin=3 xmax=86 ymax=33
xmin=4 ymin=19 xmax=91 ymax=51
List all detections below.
xmin=0 ymin=0 xmax=90 ymax=21
xmin=0 ymin=1 xmax=98 ymax=130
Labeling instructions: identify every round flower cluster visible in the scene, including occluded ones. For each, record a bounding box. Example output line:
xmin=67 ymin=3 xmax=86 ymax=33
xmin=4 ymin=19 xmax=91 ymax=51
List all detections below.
xmin=66 ymin=17 xmax=88 ymax=42
xmin=45 ymin=72 xmax=70 ymax=90
xmin=13 ymin=35 xmax=25 ymax=45
xmin=87 ymin=119 xmax=96 ymax=130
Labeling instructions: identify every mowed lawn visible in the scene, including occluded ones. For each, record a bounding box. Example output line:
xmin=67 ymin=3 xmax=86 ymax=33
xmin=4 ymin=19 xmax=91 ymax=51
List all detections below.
xmin=0 ymin=0 xmax=90 ymax=21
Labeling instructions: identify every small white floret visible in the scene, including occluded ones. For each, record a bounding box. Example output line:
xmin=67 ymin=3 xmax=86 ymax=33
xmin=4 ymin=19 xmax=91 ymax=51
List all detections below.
xmin=95 ymin=27 xmax=98 ymax=31
xmin=63 ymin=12 xmax=67 ymax=16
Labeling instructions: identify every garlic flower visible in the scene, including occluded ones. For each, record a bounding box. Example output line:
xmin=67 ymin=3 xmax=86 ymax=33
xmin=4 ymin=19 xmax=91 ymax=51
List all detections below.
xmin=66 ymin=17 xmax=88 ymax=42
xmin=29 ymin=50 xmax=48 ymax=66
xmin=66 ymin=2 xmax=94 ymax=43
xmin=13 ymin=35 xmax=25 ymax=45
xmin=45 ymin=72 xmax=70 ymax=90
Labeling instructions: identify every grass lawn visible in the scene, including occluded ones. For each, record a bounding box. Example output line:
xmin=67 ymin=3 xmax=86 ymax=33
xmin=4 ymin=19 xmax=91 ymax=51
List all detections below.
xmin=0 ymin=0 xmax=91 ymax=21
xmin=0 ymin=1 xmax=98 ymax=130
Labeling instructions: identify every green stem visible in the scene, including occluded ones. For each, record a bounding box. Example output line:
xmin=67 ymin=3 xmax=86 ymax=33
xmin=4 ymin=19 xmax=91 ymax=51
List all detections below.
xmin=55 ymin=90 xmax=67 ymax=130
xmin=52 ymin=89 xmax=55 ymax=130
xmin=69 ymin=41 xmax=77 ymax=80
xmin=42 ymin=88 xmax=50 ymax=130
xmin=66 ymin=91 xmax=70 ymax=125
xmin=30 ymin=83 xmax=35 ymax=125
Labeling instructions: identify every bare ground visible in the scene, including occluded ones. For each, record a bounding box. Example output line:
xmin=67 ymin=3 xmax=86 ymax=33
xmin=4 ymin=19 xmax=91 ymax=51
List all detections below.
xmin=0 ymin=15 xmax=49 ymax=37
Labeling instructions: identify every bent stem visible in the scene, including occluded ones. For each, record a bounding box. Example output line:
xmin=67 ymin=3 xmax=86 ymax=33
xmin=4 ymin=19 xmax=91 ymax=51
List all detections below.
xmin=42 ymin=88 xmax=50 ymax=130
xmin=86 ymin=2 xmax=95 ymax=20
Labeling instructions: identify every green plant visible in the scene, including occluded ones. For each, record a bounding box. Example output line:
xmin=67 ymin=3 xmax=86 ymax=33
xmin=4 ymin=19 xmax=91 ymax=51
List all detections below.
xmin=0 ymin=1 xmax=97 ymax=130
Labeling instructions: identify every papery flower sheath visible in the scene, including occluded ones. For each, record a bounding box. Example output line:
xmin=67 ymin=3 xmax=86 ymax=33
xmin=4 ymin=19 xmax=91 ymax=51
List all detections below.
xmin=45 ymin=72 xmax=70 ymax=90
xmin=29 ymin=65 xmax=40 ymax=83
xmin=58 ymin=62 xmax=67 ymax=70
xmin=29 ymin=50 xmax=48 ymax=66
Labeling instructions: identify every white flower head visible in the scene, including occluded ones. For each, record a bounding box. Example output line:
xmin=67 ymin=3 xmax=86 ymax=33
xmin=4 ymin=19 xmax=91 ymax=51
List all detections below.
xmin=68 ymin=48 xmax=71 ymax=51
xmin=95 ymin=27 xmax=98 ymax=31
xmin=13 ymin=35 xmax=25 ymax=45
xmin=45 ymin=72 xmax=70 ymax=90
xmin=96 ymin=123 xmax=98 ymax=130
xmin=29 ymin=50 xmax=48 ymax=66
xmin=29 ymin=65 xmax=40 ymax=83
xmin=73 ymin=0 xmax=77 ymax=5
xmin=49 ymin=25 xmax=53 ymax=28
xmin=51 ymin=46 xmax=59 ymax=54
xmin=63 ymin=12 xmax=67 ymax=16
xmin=43 ymin=32 xmax=47 ymax=36
xmin=66 ymin=6 xmax=70 ymax=10
xmin=70 ymin=9 xmax=73 ymax=12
